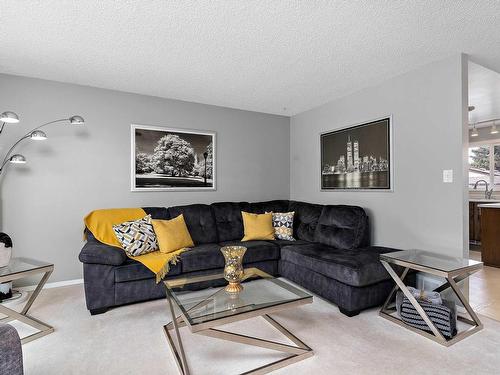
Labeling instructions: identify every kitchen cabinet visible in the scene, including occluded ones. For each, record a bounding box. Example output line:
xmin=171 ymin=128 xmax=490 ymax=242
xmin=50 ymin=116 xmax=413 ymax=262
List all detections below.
xmin=469 ymin=202 xmax=482 ymax=244
xmin=479 ymin=204 xmax=500 ymax=268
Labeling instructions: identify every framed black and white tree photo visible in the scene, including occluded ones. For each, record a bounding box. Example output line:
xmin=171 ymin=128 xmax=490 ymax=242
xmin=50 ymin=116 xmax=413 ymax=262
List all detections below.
xmin=131 ymin=124 xmax=216 ymax=191
xmin=320 ymin=117 xmax=392 ymax=190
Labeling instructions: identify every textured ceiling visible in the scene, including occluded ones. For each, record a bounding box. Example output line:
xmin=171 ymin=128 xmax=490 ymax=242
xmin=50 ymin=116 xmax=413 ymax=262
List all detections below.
xmin=1 ymin=1 xmax=500 ymax=115
xmin=469 ymin=62 xmax=500 ymax=126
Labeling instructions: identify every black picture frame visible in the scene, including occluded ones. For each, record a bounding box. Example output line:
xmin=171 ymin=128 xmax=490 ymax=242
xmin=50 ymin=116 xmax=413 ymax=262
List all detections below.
xmin=320 ymin=117 xmax=392 ymax=190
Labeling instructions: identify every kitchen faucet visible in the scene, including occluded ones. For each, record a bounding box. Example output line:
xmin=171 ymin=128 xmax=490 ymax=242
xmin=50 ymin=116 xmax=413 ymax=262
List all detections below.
xmin=474 ymin=179 xmax=494 ymax=199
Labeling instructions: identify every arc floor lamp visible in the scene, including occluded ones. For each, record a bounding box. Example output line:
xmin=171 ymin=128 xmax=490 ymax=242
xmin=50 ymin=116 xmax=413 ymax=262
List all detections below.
xmin=0 ymin=111 xmax=85 ymax=175
xmin=0 ymin=110 xmax=85 ymax=274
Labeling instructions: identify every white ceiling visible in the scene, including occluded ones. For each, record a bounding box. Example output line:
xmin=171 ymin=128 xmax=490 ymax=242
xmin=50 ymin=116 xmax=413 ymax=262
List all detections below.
xmin=469 ymin=62 xmax=500 ymax=126
xmin=1 ymin=1 xmax=500 ymax=116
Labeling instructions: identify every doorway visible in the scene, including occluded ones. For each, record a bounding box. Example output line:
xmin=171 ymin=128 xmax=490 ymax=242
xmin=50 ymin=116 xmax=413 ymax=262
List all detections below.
xmin=467 ymin=61 xmax=500 ymax=321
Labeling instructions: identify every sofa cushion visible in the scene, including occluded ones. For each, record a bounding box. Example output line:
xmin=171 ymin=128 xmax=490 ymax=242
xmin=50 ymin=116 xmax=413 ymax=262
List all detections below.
xmin=314 ymin=205 xmax=368 ymax=250
xmin=180 ymin=243 xmax=278 ymax=273
xmin=115 ymin=259 xmax=181 ymax=283
xmin=288 ymin=201 xmax=323 ymax=242
xmin=248 ymin=200 xmax=289 ymax=214
xmin=280 ymin=244 xmax=393 ymax=287
xmin=167 ymin=204 xmax=218 ymax=244
xmin=219 ymin=240 xmax=280 ymax=263
xmin=272 ymin=239 xmax=310 ymax=247
xmin=179 ymin=243 xmax=224 ymax=273
xmin=211 ymin=202 xmax=249 ymax=242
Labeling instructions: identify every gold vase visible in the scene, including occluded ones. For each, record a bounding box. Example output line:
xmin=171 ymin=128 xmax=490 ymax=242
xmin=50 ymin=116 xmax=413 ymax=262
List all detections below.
xmin=220 ymin=246 xmax=247 ymax=293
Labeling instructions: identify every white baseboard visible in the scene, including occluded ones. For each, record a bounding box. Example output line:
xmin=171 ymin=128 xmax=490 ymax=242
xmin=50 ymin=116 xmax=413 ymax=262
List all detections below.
xmin=16 ymin=278 xmax=83 ymax=292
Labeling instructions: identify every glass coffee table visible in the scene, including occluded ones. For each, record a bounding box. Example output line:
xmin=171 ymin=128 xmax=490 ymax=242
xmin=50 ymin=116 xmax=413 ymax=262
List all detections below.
xmin=163 ymin=267 xmax=314 ymax=375
xmin=379 ymin=250 xmax=483 ymax=346
xmin=0 ymin=257 xmax=54 ymax=343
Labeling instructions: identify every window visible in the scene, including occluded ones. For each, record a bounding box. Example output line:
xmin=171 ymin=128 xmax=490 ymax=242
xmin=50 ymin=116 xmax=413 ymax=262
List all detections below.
xmin=469 ymin=143 xmax=500 ymax=190
xmin=495 ymin=145 xmax=500 ymax=189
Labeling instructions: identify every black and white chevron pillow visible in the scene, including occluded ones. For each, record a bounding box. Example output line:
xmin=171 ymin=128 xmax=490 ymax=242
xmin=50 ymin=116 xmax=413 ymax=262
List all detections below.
xmin=113 ymin=215 xmax=158 ymax=256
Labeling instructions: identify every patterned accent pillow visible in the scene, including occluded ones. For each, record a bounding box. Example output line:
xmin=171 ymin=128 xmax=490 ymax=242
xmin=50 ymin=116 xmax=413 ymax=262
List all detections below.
xmin=270 ymin=211 xmax=295 ymax=241
xmin=113 ymin=215 xmax=158 ymax=256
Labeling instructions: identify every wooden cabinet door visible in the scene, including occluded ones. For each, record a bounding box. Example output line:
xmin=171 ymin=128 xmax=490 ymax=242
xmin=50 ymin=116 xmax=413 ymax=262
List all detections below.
xmin=469 ymin=202 xmax=475 ymax=241
xmin=481 ymin=208 xmax=500 ymax=267
xmin=475 ymin=205 xmax=482 ymax=242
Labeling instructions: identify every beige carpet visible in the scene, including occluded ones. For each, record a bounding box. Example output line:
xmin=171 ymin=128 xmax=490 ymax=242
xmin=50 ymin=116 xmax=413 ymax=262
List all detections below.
xmin=9 ymin=283 xmax=500 ymax=374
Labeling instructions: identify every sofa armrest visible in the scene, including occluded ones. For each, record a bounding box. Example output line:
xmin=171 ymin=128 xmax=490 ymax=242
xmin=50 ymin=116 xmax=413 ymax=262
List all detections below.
xmin=79 ymin=240 xmax=127 ymax=266
xmin=0 ymin=323 xmax=23 ymax=375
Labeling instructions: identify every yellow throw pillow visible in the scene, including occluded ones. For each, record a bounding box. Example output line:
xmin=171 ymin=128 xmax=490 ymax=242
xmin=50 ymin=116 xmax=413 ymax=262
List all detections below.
xmin=151 ymin=214 xmax=194 ymax=254
xmin=241 ymin=211 xmax=275 ymax=241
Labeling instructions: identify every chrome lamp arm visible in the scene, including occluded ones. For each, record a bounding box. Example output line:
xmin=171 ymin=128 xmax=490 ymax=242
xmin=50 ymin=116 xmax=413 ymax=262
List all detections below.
xmin=0 ymin=115 xmax=84 ymax=176
xmin=0 ymin=157 xmax=11 ymax=173
xmin=1 ymin=133 xmax=32 ymax=168
xmin=1 ymin=118 xmax=69 ymax=167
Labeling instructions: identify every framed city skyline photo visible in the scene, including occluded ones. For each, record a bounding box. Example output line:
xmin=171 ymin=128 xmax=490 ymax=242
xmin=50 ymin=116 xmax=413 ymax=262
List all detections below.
xmin=321 ymin=117 xmax=392 ymax=190
xmin=131 ymin=124 xmax=216 ymax=191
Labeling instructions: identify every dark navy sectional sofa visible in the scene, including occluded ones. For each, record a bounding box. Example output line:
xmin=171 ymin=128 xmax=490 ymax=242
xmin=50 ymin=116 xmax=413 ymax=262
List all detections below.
xmin=79 ymin=200 xmax=400 ymax=317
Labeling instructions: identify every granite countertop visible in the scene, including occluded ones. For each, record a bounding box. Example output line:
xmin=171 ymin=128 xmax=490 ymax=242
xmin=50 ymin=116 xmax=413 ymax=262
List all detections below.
xmin=478 ymin=203 xmax=500 ymax=209
xmin=470 ymin=199 xmax=500 ymax=203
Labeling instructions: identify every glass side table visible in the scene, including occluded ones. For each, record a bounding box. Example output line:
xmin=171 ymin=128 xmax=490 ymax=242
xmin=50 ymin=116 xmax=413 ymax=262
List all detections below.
xmin=379 ymin=249 xmax=483 ymax=347
xmin=0 ymin=257 xmax=54 ymax=344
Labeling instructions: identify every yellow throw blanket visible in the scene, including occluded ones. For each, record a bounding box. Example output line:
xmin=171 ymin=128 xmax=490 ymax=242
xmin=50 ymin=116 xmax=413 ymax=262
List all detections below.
xmin=84 ymin=208 xmax=185 ymax=282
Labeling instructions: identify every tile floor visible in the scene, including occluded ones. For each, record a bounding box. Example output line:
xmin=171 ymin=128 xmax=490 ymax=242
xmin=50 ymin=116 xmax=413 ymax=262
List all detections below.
xmin=469 ymin=250 xmax=500 ymax=321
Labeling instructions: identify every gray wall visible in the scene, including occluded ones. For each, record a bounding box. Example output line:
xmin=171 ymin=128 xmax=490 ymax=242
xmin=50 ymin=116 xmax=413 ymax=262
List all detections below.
xmin=0 ymin=74 xmax=290 ymax=283
xmin=290 ymin=55 xmax=468 ymax=257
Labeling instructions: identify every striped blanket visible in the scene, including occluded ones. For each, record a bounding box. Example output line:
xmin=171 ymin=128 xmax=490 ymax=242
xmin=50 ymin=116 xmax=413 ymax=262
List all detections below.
xmin=396 ymin=291 xmax=457 ymax=338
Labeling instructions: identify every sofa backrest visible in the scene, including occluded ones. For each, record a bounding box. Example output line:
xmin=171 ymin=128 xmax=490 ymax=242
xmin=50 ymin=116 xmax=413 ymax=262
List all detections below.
xmin=83 ymin=201 xmax=371 ymax=249
xmin=167 ymin=204 xmax=218 ymax=245
xmin=288 ymin=201 xmax=324 ymax=242
xmin=211 ymin=202 xmax=249 ymax=242
xmin=143 ymin=207 xmax=170 ymax=220
xmin=314 ymin=205 xmax=369 ymax=250
xmin=247 ymin=200 xmax=290 ymax=214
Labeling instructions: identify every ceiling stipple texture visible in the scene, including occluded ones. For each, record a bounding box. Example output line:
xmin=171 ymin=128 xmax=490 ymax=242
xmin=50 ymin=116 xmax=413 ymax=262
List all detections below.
xmin=1 ymin=1 xmax=500 ymax=115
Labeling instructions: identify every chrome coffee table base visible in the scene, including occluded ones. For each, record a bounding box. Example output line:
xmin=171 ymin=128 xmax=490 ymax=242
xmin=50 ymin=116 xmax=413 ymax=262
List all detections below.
xmin=379 ymin=254 xmax=483 ymax=347
xmin=163 ymin=304 xmax=313 ymax=375
xmin=163 ymin=268 xmax=314 ymax=375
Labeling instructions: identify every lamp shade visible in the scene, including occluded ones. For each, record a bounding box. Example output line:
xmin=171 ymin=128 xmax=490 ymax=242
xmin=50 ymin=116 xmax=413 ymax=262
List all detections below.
xmin=9 ymin=154 xmax=26 ymax=164
xmin=0 ymin=111 xmax=19 ymax=124
xmin=30 ymin=130 xmax=47 ymax=140
xmin=69 ymin=115 xmax=85 ymax=125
